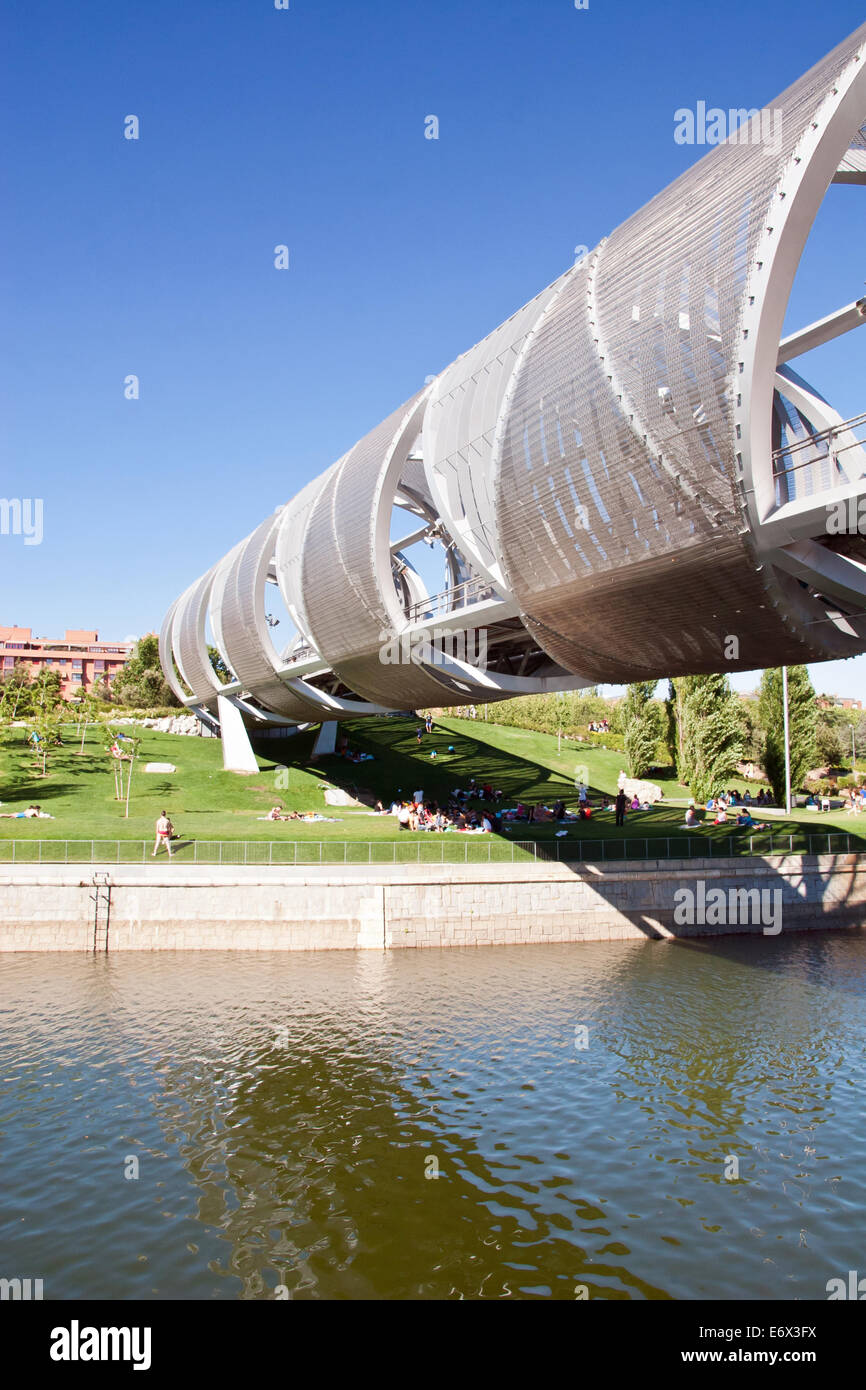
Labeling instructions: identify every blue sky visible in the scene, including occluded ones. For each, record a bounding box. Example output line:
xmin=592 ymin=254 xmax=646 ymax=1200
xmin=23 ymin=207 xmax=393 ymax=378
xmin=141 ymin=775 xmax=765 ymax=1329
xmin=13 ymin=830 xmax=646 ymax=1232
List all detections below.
xmin=1 ymin=0 xmax=864 ymax=699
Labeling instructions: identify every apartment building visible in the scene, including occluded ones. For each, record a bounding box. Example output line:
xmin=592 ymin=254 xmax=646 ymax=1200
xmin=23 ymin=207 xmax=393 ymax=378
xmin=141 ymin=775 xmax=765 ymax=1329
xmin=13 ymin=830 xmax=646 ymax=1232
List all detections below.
xmin=0 ymin=627 xmax=134 ymax=698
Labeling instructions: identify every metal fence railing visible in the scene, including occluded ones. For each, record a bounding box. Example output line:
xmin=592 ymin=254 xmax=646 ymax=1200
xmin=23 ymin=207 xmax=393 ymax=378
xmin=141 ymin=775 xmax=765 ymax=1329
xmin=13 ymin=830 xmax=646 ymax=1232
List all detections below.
xmin=772 ymin=409 xmax=866 ymax=505
xmin=0 ymin=832 xmax=862 ymax=866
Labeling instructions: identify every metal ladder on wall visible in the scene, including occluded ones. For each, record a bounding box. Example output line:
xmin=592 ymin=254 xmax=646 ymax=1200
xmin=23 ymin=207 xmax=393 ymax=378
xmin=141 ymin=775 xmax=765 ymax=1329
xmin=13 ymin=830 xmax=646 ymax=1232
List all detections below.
xmin=91 ymin=872 xmax=112 ymax=952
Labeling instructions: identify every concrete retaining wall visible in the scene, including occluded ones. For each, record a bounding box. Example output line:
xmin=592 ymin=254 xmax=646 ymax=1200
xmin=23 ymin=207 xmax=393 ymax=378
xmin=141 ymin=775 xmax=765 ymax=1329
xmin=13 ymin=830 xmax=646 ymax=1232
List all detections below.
xmin=1 ymin=854 xmax=865 ymax=950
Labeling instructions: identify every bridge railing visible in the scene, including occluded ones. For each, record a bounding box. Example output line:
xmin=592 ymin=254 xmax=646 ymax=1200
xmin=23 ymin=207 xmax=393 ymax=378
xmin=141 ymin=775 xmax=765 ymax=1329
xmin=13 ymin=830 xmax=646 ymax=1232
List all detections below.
xmin=772 ymin=409 xmax=866 ymax=504
xmin=0 ymin=832 xmax=860 ymax=866
xmin=405 ymin=576 xmax=500 ymax=624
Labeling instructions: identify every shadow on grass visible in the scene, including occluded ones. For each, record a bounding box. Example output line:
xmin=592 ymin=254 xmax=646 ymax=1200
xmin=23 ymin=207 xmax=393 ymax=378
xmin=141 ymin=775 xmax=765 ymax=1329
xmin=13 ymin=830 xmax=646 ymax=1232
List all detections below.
xmin=0 ymin=780 xmax=80 ymax=804
xmin=297 ymin=716 xmax=583 ymax=811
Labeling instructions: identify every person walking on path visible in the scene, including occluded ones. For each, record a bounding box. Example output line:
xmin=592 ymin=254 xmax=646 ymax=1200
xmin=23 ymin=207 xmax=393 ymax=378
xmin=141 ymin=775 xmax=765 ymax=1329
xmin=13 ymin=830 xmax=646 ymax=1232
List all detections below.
xmin=614 ymin=788 xmax=627 ymax=828
xmin=153 ymin=810 xmax=174 ymax=858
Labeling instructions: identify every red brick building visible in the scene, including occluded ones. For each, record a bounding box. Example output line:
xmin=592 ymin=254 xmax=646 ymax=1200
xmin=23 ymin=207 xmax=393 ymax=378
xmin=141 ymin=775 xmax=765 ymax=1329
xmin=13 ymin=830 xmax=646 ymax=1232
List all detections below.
xmin=0 ymin=627 xmax=134 ymax=699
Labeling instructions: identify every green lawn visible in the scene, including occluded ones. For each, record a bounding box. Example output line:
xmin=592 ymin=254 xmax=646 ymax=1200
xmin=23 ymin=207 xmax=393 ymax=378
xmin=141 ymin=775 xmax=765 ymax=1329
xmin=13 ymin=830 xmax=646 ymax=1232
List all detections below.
xmin=0 ymin=714 xmax=863 ymax=858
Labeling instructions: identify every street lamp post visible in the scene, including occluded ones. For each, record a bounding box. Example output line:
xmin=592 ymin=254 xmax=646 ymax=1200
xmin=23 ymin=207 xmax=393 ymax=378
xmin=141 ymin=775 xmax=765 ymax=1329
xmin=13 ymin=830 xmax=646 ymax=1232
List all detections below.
xmin=782 ymin=666 xmax=792 ymax=815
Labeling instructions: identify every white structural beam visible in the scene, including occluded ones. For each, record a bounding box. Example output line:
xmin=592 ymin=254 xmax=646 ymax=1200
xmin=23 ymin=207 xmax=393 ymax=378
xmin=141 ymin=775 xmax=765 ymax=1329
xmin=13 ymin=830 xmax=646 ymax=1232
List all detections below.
xmin=217 ymin=694 xmax=260 ymax=773
xmin=771 ymin=539 xmax=866 ymax=609
xmin=311 ymin=721 xmax=338 ymax=758
xmin=833 ymin=144 xmax=866 ymax=182
xmin=778 ymin=298 xmax=866 ymax=363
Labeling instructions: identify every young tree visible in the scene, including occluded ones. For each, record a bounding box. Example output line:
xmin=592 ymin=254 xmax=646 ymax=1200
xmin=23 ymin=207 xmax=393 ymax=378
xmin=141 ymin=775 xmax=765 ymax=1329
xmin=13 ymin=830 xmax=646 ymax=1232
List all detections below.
xmin=31 ymin=667 xmax=62 ymax=713
xmin=758 ymin=666 xmax=817 ymax=803
xmin=105 ymin=730 xmax=141 ymax=812
xmin=4 ymin=661 xmax=33 ymax=721
xmin=29 ymin=712 xmax=62 ymax=777
xmin=678 ymin=674 xmax=744 ymax=804
xmin=122 ymin=734 xmax=142 ymax=819
xmin=106 ymin=736 xmax=124 ymax=800
xmin=622 ymin=681 xmax=659 ymax=778
xmin=73 ymin=692 xmax=101 ymax=754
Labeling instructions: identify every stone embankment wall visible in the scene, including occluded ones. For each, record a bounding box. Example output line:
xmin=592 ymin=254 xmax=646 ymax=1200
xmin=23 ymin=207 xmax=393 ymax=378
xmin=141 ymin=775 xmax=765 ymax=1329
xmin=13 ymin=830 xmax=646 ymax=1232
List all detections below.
xmin=1 ymin=854 xmax=864 ymax=951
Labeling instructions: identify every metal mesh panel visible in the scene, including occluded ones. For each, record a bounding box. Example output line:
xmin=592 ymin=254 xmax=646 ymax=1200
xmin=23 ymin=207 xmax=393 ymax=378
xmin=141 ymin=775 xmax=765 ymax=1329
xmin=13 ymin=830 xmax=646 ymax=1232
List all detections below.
xmin=158 ymin=600 xmax=190 ymax=705
xmin=423 ymin=273 xmax=571 ymax=582
xmin=495 ymin=25 xmax=866 ymax=680
xmin=301 ymin=393 xmax=470 ymax=707
xmin=216 ymin=513 xmax=326 ymax=720
xmin=176 ymin=570 xmax=221 ymax=703
xmin=274 ymin=465 xmax=339 ymax=645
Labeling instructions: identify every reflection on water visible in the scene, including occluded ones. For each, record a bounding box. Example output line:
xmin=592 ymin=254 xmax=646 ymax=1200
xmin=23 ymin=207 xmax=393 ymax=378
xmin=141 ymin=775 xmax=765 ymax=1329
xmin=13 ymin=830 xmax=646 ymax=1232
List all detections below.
xmin=1 ymin=934 xmax=865 ymax=1300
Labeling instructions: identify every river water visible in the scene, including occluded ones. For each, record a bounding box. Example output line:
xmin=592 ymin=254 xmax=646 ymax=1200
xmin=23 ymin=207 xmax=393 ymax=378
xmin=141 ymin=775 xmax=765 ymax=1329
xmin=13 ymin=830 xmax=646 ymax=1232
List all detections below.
xmin=1 ymin=934 xmax=864 ymax=1300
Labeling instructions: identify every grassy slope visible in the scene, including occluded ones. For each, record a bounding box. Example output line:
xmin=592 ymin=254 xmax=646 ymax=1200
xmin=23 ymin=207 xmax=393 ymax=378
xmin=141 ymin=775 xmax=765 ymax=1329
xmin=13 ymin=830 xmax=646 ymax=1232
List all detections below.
xmin=0 ymin=715 xmax=862 ymax=852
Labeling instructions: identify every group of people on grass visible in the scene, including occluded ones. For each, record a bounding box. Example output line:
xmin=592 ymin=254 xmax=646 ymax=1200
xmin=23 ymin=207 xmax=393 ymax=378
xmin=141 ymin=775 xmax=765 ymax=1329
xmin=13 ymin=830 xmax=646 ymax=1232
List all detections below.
xmin=380 ymin=789 xmax=496 ymax=833
xmin=842 ymin=786 xmax=866 ymax=814
xmin=815 ymin=785 xmax=866 ymax=814
xmin=335 ymin=733 xmax=375 ymax=764
xmin=264 ymin=805 xmax=337 ymax=824
xmin=681 ymin=792 xmax=771 ymax=831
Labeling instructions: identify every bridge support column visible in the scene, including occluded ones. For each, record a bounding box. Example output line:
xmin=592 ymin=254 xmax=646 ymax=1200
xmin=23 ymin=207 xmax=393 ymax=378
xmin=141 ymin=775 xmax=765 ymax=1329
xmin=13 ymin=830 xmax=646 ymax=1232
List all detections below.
xmin=311 ymin=720 xmax=338 ymax=759
xmin=217 ymin=695 xmax=259 ymax=774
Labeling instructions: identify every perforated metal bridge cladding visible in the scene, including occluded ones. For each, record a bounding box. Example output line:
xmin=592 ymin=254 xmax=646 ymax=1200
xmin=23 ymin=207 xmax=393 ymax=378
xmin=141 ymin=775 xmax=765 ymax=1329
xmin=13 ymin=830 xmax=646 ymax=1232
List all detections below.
xmin=161 ymin=22 xmax=866 ymax=721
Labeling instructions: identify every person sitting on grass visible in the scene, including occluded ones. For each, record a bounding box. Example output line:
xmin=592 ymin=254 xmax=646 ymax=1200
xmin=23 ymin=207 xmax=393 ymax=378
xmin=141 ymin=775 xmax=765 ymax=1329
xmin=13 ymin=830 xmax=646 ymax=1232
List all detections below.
xmin=714 ymin=805 xmax=728 ymax=825
xmin=267 ymin=805 xmax=286 ymax=821
xmin=681 ymin=804 xmax=701 ymax=829
xmin=736 ymin=809 xmax=754 ymax=827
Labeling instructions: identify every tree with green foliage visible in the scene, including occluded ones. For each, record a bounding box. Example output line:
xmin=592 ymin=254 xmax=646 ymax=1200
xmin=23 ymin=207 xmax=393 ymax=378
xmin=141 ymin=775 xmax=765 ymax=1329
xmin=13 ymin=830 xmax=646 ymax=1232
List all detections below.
xmin=27 ymin=711 xmax=63 ymax=777
xmin=815 ymin=716 xmax=847 ymax=770
xmin=0 ymin=662 xmax=36 ymax=721
xmin=208 ymin=645 xmax=234 ymax=685
xmin=622 ymin=681 xmax=659 ymax=778
xmin=676 ymin=674 xmax=744 ymax=804
xmin=70 ymin=692 xmax=101 ymax=754
xmin=665 ymin=679 xmax=687 ymax=777
xmin=24 ymin=667 xmax=62 ymax=716
xmin=112 ymin=634 xmax=180 ymax=709
xmin=758 ymin=666 xmax=817 ymax=803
